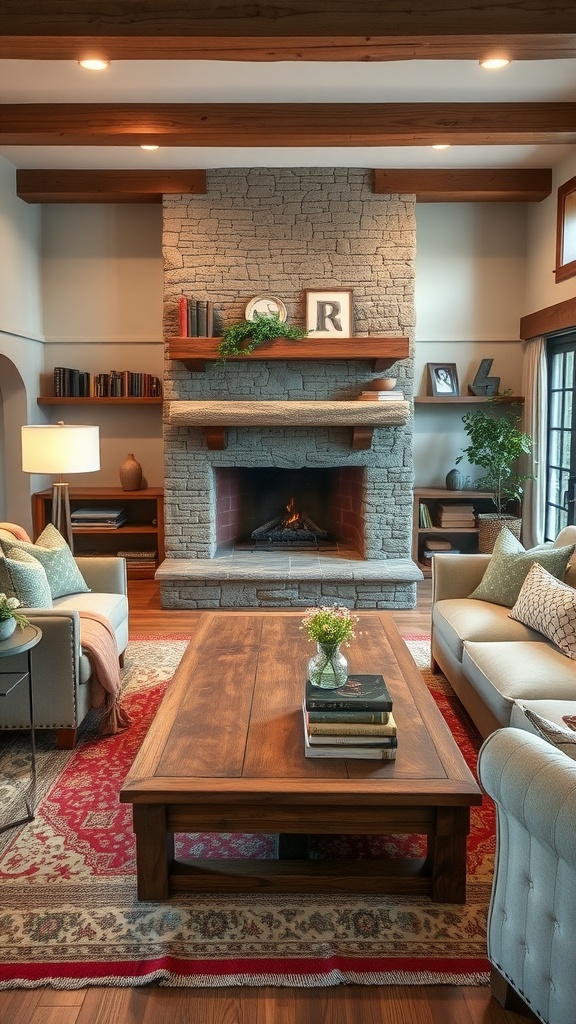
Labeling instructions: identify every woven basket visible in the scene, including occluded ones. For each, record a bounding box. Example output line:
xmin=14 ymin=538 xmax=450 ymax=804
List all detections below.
xmin=477 ymin=515 xmax=522 ymax=554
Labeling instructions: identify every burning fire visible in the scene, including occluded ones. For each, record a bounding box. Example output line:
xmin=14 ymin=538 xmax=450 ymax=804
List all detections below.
xmin=283 ymin=497 xmax=303 ymax=529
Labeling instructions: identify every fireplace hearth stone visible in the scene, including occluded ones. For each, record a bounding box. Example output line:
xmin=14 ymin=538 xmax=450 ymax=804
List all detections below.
xmin=156 ymin=551 xmax=422 ymax=609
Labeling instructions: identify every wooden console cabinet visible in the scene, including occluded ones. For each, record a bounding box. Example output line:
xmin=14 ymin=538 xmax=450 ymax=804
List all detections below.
xmin=32 ymin=487 xmax=165 ymax=580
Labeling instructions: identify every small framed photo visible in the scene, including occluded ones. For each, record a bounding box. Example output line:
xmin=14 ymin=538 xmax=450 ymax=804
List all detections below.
xmin=427 ymin=363 xmax=459 ymax=397
xmin=305 ymin=288 xmax=353 ymax=338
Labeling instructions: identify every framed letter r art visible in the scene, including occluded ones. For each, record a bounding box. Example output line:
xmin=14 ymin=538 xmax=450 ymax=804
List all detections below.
xmin=305 ymin=289 xmax=353 ymax=338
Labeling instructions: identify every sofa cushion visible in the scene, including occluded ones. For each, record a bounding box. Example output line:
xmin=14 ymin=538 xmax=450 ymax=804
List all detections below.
xmin=468 ymin=527 xmax=575 ymax=607
xmin=0 ymin=548 xmax=53 ymax=608
xmin=462 ymin=640 xmax=576 ymax=727
xmin=510 ymin=699 xmax=576 ymax=733
xmin=514 ymin=705 xmax=576 ymax=760
xmin=433 ymin=598 xmax=542 ymax=663
xmin=53 ymin=591 xmax=128 ymax=633
xmin=510 ymin=561 xmax=576 ymax=659
xmin=1 ymin=523 xmax=90 ymax=599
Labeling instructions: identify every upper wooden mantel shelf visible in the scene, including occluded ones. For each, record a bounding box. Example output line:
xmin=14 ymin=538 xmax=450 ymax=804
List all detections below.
xmin=168 ymin=336 xmax=409 ymax=372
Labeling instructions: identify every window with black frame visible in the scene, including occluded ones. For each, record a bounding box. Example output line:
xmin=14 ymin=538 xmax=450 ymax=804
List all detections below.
xmin=546 ymin=332 xmax=576 ymax=540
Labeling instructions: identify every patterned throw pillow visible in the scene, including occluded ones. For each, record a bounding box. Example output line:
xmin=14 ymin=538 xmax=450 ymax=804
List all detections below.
xmin=0 ymin=549 xmax=53 ymax=608
xmin=469 ymin=526 xmax=575 ymax=608
xmin=518 ymin=704 xmax=576 ymax=761
xmin=509 ymin=561 xmax=576 ymax=659
xmin=0 ymin=523 xmax=90 ymax=600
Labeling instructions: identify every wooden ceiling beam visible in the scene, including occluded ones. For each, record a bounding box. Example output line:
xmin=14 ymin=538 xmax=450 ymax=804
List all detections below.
xmin=2 ymin=2 xmax=576 ymax=60
xmin=3 ymin=103 xmax=576 ymax=148
xmin=2 ymin=36 xmax=575 ymax=62
xmin=13 ymin=167 xmax=554 ymax=204
xmin=16 ymin=169 xmax=207 ymax=204
xmin=374 ymin=168 xmax=553 ymax=202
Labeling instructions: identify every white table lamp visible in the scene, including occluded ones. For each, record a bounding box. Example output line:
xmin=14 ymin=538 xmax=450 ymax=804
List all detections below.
xmin=21 ymin=422 xmax=100 ymax=551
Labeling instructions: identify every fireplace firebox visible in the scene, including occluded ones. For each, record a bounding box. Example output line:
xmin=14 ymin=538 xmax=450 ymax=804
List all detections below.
xmin=215 ymin=467 xmax=365 ymax=553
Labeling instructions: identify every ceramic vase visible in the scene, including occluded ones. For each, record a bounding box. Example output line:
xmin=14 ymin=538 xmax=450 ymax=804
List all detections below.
xmin=0 ymin=617 xmax=17 ymax=641
xmin=445 ymin=468 xmax=464 ymax=490
xmin=119 ymin=453 xmax=143 ymax=491
xmin=308 ymin=642 xmax=348 ymax=689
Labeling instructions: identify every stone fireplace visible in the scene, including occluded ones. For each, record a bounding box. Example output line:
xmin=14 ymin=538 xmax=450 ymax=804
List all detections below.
xmin=159 ymin=168 xmax=421 ymax=608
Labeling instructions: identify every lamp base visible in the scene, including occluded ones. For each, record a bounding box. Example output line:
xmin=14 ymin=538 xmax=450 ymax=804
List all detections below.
xmin=51 ymin=482 xmax=73 ymax=552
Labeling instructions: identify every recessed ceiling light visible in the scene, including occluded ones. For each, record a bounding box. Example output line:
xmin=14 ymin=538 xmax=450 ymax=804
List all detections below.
xmin=78 ymin=58 xmax=110 ymax=71
xmin=140 ymin=145 xmax=159 ymax=151
xmin=432 ymin=144 xmax=450 ymax=150
xmin=479 ymin=57 xmax=511 ymax=69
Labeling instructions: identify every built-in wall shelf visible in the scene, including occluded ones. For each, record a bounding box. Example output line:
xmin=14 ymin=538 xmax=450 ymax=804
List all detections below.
xmin=37 ymin=397 xmax=163 ymax=406
xmin=168 ymin=336 xmax=409 ymax=373
xmin=414 ymin=395 xmax=524 ymax=405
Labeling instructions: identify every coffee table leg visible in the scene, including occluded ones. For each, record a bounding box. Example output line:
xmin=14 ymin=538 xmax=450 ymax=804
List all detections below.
xmin=133 ymin=804 xmax=174 ymax=900
xmin=428 ymin=807 xmax=469 ymax=903
xmin=278 ymin=833 xmax=309 ymax=859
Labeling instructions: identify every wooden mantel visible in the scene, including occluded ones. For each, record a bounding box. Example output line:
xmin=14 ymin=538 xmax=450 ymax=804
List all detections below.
xmin=168 ymin=336 xmax=409 ymax=373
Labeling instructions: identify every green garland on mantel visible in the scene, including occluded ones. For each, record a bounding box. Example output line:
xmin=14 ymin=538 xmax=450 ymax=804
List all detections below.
xmin=217 ymin=313 xmax=308 ymax=362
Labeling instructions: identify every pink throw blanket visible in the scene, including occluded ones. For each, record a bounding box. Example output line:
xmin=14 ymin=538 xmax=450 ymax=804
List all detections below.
xmin=79 ymin=611 xmax=131 ymax=736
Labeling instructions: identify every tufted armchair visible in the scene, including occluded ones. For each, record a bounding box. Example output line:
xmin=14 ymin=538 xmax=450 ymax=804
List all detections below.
xmin=478 ymin=726 xmax=576 ymax=1024
xmin=0 ymin=523 xmax=129 ymax=748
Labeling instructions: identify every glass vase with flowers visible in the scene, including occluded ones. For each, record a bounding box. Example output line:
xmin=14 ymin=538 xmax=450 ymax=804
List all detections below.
xmin=301 ymin=604 xmax=358 ymax=689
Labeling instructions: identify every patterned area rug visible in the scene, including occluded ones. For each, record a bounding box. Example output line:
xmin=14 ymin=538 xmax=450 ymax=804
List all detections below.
xmin=0 ymin=634 xmax=493 ymax=989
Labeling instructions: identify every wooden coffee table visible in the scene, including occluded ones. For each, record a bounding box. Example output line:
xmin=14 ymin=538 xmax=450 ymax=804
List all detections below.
xmin=120 ymin=611 xmax=481 ymax=903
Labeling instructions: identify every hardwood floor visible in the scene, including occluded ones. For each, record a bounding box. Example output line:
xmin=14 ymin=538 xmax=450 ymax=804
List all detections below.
xmin=0 ymin=579 xmax=535 ymax=1024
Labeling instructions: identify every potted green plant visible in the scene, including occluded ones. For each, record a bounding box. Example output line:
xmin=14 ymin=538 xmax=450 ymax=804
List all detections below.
xmin=455 ymin=403 xmax=533 ymax=552
xmin=218 ymin=312 xmax=308 ymax=362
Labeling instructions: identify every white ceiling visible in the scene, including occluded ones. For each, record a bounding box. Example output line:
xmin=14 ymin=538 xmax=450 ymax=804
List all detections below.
xmin=1 ymin=57 xmax=576 ymax=171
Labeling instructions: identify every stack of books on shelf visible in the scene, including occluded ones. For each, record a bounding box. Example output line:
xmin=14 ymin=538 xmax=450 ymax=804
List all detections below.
xmin=178 ymin=296 xmax=214 ymax=337
xmin=437 ymin=503 xmax=476 ymax=527
xmin=53 ymin=367 xmax=161 ymax=398
xmin=357 ymin=388 xmax=404 ymax=401
xmin=70 ymin=508 xmax=128 ymax=529
xmin=421 ymin=536 xmax=457 ymax=567
xmin=116 ymin=549 xmax=157 ymax=568
xmin=303 ymin=673 xmax=396 ymax=760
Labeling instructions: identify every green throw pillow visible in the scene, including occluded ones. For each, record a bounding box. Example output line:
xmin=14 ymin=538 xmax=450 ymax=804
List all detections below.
xmin=0 ymin=548 xmax=53 ymax=608
xmin=469 ymin=526 xmax=575 ymax=608
xmin=0 ymin=523 xmax=90 ymax=600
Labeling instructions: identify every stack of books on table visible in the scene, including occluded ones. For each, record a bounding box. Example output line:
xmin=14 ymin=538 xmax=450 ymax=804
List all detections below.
xmin=303 ymin=673 xmax=397 ymax=760
xmin=437 ymin=503 xmax=476 ymax=527
xmin=70 ymin=508 xmax=128 ymax=529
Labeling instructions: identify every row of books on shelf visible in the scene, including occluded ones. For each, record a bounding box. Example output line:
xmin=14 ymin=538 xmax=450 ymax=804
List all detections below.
xmin=303 ymin=673 xmax=396 ymax=760
xmin=53 ymin=367 xmax=162 ymax=399
xmin=178 ymin=296 xmax=215 ymax=338
xmin=418 ymin=502 xmax=476 ymax=528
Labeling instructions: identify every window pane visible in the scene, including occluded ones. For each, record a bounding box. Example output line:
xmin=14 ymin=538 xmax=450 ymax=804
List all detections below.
xmin=550 ymin=353 xmax=564 ymax=389
xmin=563 ymin=430 xmax=572 ymax=468
xmin=548 ymin=428 xmax=562 ymax=466
xmin=550 ymin=389 xmax=562 ymax=426
xmin=564 ymin=389 xmax=573 ymax=429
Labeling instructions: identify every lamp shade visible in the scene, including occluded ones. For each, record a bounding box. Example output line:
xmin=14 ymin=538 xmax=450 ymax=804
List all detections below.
xmin=21 ymin=424 xmax=100 ymax=474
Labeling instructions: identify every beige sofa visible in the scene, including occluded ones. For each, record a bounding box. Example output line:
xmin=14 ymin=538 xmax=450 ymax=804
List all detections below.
xmin=431 ymin=525 xmax=576 ymax=738
xmin=0 ymin=523 xmax=129 ymax=748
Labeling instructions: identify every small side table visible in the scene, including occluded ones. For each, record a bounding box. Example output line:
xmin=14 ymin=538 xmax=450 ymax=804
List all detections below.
xmin=0 ymin=623 xmax=42 ymax=833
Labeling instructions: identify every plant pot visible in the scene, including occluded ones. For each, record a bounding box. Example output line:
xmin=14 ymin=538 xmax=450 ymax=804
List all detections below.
xmin=477 ymin=514 xmax=522 ymax=554
xmin=0 ymin=617 xmax=17 ymax=641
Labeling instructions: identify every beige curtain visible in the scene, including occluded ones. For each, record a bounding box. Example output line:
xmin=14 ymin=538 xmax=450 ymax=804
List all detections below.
xmin=521 ymin=336 xmax=547 ymax=547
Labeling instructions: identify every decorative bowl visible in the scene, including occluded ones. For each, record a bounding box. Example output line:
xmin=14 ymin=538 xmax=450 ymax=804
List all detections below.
xmin=368 ymin=377 xmax=397 ymax=391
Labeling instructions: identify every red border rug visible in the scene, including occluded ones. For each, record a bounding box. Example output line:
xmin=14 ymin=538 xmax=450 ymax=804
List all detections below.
xmin=0 ymin=635 xmax=492 ymax=989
